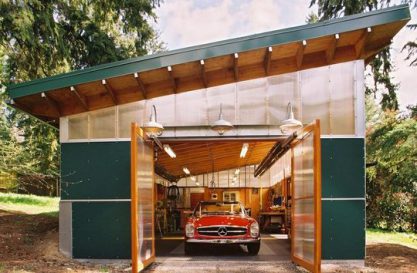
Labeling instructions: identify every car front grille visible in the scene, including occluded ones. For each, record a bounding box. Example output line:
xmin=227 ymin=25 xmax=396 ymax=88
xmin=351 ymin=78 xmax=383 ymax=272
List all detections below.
xmin=197 ymin=226 xmax=247 ymax=236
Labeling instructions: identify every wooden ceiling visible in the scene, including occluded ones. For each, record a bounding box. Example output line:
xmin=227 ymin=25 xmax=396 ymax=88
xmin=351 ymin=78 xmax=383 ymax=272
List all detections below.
xmin=156 ymin=139 xmax=278 ymax=179
xmin=7 ymin=5 xmax=410 ymax=127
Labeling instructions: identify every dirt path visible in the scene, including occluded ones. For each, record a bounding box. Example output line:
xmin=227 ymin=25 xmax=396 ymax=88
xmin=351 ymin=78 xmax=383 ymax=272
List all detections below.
xmin=0 ymin=209 xmax=416 ymax=273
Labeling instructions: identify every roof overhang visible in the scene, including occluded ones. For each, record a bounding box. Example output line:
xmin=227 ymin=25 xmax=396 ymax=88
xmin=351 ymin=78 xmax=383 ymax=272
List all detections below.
xmin=6 ymin=5 xmax=411 ymax=127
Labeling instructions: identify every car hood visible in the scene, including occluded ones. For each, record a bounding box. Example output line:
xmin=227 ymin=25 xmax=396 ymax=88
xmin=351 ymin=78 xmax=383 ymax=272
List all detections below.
xmin=193 ymin=215 xmax=253 ymax=227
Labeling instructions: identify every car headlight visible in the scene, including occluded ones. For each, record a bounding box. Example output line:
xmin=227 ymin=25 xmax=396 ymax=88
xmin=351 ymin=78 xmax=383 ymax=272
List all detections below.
xmin=185 ymin=223 xmax=195 ymax=238
xmin=250 ymin=222 xmax=259 ymax=238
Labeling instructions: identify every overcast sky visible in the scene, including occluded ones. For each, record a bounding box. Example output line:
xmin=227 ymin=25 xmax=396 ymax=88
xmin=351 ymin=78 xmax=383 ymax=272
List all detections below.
xmin=154 ymin=0 xmax=417 ymax=111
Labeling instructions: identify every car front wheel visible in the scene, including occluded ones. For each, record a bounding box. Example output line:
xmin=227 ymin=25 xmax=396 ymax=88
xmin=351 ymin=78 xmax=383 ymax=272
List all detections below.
xmin=247 ymin=242 xmax=260 ymax=255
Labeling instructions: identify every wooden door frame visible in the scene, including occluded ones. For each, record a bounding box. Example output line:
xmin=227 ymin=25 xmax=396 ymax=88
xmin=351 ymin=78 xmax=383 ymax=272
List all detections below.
xmin=290 ymin=119 xmax=322 ymax=273
xmin=131 ymin=123 xmax=156 ymax=272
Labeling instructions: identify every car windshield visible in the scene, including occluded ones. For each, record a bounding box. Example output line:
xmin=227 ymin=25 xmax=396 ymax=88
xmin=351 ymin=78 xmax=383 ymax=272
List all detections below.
xmin=194 ymin=202 xmax=245 ymax=216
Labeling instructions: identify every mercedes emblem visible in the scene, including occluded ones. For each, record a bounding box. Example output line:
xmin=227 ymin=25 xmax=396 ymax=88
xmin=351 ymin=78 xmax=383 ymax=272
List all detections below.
xmin=217 ymin=226 xmax=228 ymax=236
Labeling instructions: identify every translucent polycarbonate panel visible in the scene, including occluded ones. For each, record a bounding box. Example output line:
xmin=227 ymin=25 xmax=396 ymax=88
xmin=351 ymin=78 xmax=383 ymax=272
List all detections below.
xmin=68 ymin=114 xmax=88 ymax=139
xmin=175 ymin=89 xmax=208 ymax=126
xmin=145 ymin=95 xmax=176 ymax=125
xmin=218 ymin=171 xmax=229 ymax=188
xmin=118 ymin=101 xmax=145 ymax=138
xmin=293 ymin=132 xmax=314 ymax=199
xmin=268 ymin=73 xmax=300 ymax=125
xmin=176 ymin=178 xmax=187 ymax=187
xmin=329 ymin=62 xmax=355 ymax=134
xmin=301 ymin=66 xmax=330 ymax=134
xmin=293 ymin=198 xmax=315 ymax=263
xmin=90 ymin=108 xmax=116 ymax=138
xmin=259 ymin=169 xmax=271 ymax=188
xmin=292 ymin=130 xmax=316 ymax=265
xmin=135 ymin=136 xmax=154 ymax=264
xmin=206 ymin=83 xmax=236 ymax=125
xmin=237 ymin=78 xmax=268 ymax=125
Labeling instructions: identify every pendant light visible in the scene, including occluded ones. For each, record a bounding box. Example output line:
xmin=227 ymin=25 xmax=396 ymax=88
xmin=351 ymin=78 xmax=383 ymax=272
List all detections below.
xmin=211 ymin=103 xmax=233 ymax=135
xmin=280 ymin=102 xmax=302 ymax=134
xmin=142 ymin=105 xmax=164 ymax=136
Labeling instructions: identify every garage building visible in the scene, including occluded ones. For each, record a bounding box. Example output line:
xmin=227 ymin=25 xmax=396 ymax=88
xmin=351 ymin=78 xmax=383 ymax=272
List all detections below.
xmin=6 ymin=5 xmax=411 ymax=273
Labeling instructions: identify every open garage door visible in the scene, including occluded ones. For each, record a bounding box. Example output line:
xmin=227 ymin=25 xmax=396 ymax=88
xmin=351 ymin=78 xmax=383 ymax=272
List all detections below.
xmin=131 ymin=123 xmax=155 ymax=272
xmin=291 ymin=120 xmax=322 ymax=273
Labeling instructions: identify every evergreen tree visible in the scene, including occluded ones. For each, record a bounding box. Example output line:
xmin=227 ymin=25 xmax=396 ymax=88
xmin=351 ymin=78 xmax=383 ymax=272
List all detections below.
xmin=0 ymin=0 xmax=164 ymax=195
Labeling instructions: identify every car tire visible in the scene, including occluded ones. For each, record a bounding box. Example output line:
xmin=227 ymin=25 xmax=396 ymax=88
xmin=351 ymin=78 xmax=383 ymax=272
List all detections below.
xmin=184 ymin=242 xmax=193 ymax=255
xmin=247 ymin=242 xmax=260 ymax=255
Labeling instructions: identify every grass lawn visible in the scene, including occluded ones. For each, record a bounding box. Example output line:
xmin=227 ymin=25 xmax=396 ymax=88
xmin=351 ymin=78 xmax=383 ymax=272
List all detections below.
xmin=0 ymin=192 xmax=59 ymax=216
xmin=366 ymin=228 xmax=417 ymax=249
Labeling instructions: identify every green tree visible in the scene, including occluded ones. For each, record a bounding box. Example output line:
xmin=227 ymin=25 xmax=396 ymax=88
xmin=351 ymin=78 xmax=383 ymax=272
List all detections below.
xmin=0 ymin=0 xmax=164 ymax=195
xmin=366 ymin=96 xmax=417 ymax=231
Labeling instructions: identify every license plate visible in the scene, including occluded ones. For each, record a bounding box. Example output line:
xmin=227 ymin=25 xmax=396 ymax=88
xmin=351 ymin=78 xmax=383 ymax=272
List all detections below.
xmin=217 ymin=239 xmax=231 ymax=244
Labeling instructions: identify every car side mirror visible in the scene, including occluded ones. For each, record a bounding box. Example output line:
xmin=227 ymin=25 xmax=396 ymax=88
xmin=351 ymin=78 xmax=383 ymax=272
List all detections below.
xmin=245 ymin=208 xmax=251 ymax=216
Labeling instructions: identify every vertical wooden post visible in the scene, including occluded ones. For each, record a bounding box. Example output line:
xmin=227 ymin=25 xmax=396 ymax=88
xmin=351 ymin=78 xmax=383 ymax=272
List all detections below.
xmin=131 ymin=123 xmax=138 ymax=273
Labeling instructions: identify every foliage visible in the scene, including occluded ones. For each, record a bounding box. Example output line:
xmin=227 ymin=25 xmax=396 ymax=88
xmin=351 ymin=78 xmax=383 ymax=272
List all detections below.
xmin=401 ymin=0 xmax=417 ymax=66
xmin=309 ymin=0 xmax=399 ymax=111
xmin=366 ymin=96 xmax=417 ymax=232
xmin=0 ymin=1 xmax=164 ymax=195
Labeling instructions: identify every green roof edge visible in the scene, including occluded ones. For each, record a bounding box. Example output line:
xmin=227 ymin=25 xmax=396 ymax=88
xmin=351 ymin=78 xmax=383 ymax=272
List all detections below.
xmin=7 ymin=4 xmax=411 ymax=99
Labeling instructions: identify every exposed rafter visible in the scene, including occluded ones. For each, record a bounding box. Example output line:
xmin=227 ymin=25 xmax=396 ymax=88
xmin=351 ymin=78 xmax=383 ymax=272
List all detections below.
xmin=70 ymin=86 xmax=88 ymax=111
xmin=264 ymin=47 xmax=272 ymax=76
xmin=233 ymin=53 xmax=239 ymax=81
xmin=101 ymin=79 xmax=118 ymax=105
xmin=326 ymin=34 xmax=340 ymax=64
xmin=167 ymin=66 xmax=176 ymax=94
xmin=296 ymin=40 xmax=307 ymax=69
xmin=355 ymin=27 xmax=372 ymax=59
xmin=41 ymin=92 xmax=61 ymax=116
xmin=200 ymin=60 xmax=208 ymax=88
xmin=133 ymin=72 xmax=147 ymax=99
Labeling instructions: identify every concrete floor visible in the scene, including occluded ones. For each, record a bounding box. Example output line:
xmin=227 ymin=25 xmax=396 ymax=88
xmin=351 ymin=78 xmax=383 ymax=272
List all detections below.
xmin=145 ymin=234 xmax=305 ymax=273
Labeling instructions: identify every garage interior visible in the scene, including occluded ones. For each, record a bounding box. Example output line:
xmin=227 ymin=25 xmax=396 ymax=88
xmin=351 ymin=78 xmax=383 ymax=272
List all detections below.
xmin=6 ymin=5 xmax=410 ymax=273
xmin=153 ymin=137 xmax=293 ymax=259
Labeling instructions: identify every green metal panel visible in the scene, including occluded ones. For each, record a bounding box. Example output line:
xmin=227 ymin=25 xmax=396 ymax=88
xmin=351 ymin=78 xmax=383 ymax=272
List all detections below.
xmin=72 ymin=202 xmax=131 ymax=259
xmin=61 ymin=142 xmax=130 ymax=200
xmin=321 ymin=138 xmax=365 ymax=198
xmin=322 ymin=200 xmax=365 ymax=260
xmin=7 ymin=5 xmax=410 ymax=99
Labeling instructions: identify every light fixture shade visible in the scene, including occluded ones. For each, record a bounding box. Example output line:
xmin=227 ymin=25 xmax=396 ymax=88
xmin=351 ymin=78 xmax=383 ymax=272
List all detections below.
xmin=143 ymin=120 xmax=164 ymax=135
xmin=211 ymin=103 xmax=233 ymax=135
xmin=211 ymin=118 xmax=233 ymax=135
xmin=280 ymin=102 xmax=302 ymax=133
xmin=142 ymin=105 xmax=164 ymax=136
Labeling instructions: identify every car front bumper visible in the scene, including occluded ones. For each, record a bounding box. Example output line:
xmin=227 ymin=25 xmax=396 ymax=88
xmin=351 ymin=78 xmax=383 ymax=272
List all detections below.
xmin=186 ymin=238 xmax=260 ymax=244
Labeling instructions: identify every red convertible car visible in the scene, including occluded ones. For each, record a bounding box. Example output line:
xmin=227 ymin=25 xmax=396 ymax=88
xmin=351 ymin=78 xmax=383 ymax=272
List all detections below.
xmin=184 ymin=201 xmax=261 ymax=255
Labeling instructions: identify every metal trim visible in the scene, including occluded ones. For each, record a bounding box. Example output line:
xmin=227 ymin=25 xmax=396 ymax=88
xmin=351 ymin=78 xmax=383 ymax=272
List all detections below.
xmin=186 ymin=238 xmax=260 ymax=244
xmin=7 ymin=5 xmax=410 ymax=99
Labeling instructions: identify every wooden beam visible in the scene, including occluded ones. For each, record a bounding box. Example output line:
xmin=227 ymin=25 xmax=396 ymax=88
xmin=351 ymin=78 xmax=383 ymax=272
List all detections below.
xmin=101 ymin=79 xmax=118 ymax=105
xmin=70 ymin=86 xmax=88 ymax=111
xmin=167 ymin=66 xmax=176 ymax=94
xmin=41 ymin=92 xmax=61 ymax=116
xmin=264 ymin=47 xmax=272 ymax=75
xmin=133 ymin=72 xmax=147 ymax=99
xmin=296 ymin=40 xmax=307 ymax=69
xmin=233 ymin=53 xmax=239 ymax=81
xmin=200 ymin=60 xmax=208 ymax=88
xmin=326 ymin=34 xmax=339 ymax=64
xmin=355 ymin=27 xmax=372 ymax=59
